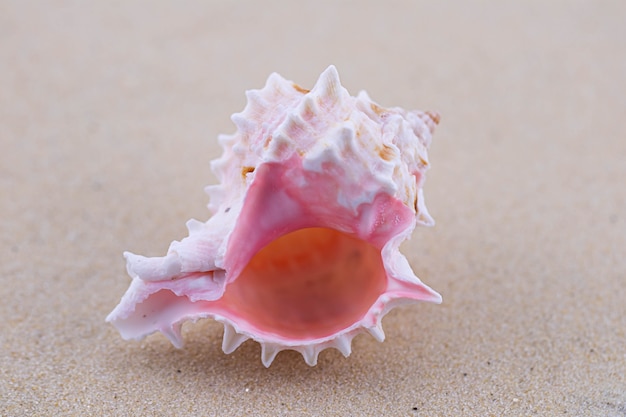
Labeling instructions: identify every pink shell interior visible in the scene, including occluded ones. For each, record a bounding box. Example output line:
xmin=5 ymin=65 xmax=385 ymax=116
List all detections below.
xmin=215 ymin=227 xmax=386 ymax=340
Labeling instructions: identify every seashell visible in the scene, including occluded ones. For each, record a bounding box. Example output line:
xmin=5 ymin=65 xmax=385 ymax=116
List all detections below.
xmin=106 ymin=65 xmax=442 ymax=367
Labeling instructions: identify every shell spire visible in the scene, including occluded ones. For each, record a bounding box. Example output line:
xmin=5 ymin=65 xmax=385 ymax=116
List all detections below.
xmin=107 ymin=66 xmax=441 ymax=367
xmin=310 ymin=65 xmax=346 ymax=108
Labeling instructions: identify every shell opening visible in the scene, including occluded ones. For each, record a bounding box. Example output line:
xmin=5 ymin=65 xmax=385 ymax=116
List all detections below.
xmin=218 ymin=227 xmax=387 ymax=341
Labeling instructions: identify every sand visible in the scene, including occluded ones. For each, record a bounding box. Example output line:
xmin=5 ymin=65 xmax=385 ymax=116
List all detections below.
xmin=1 ymin=1 xmax=625 ymax=416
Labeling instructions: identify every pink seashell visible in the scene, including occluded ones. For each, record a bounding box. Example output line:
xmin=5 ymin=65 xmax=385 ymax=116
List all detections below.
xmin=106 ymin=66 xmax=441 ymax=367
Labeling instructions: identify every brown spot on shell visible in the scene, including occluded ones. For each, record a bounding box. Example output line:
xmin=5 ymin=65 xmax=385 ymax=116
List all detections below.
xmin=263 ymin=135 xmax=272 ymax=149
xmin=293 ymin=83 xmax=310 ymax=94
xmin=242 ymin=166 xmax=255 ymax=179
xmin=417 ymin=111 xmax=441 ymax=134
xmin=371 ymin=103 xmax=387 ymax=116
xmin=378 ymin=144 xmax=395 ymax=161
xmin=425 ymin=111 xmax=441 ymax=125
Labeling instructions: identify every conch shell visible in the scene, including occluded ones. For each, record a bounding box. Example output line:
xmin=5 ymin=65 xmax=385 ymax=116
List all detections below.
xmin=106 ymin=66 xmax=441 ymax=366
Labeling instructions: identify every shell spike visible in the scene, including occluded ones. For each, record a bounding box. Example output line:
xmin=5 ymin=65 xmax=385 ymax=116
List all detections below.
xmin=264 ymin=72 xmax=290 ymax=91
xmin=204 ymin=184 xmax=224 ymax=213
xmin=266 ymin=132 xmax=295 ymax=160
xmin=311 ymin=65 xmax=346 ymax=109
xmin=230 ymin=113 xmax=255 ymax=135
xmin=244 ymin=90 xmax=268 ymax=115
xmin=415 ymin=189 xmax=435 ymax=226
xmin=217 ymin=133 xmax=237 ymax=147
xmin=298 ymin=95 xmax=319 ymax=121
xmin=161 ymin=323 xmax=183 ymax=349
xmin=185 ymin=219 xmax=205 ymax=233
xmin=221 ymin=323 xmax=249 ymax=354
xmin=424 ymin=111 xmax=441 ymax=133
xmin=299 ymin=345 xmax=319 ymax=366
xmin=333 ymin=335 xmax=353 ymax=357
xmin=401 ymin=279 xmax=443 ymax=304
xmin=366 ymin=323 xmax=386 ymax=342
xmin=261 ymin=343 xmax=280 ymax=368
xmin=426 ymin=287 xmax=444 ymax=304
xmin=282 ymin=113 xmax=309 ymax=140
xmin=357 ymin=90 xmax=372 ymax=101
xmin=337 ymin=126 xmax=356 ymax=152
xmin=124 ymin=252 xmax=182 ymax=282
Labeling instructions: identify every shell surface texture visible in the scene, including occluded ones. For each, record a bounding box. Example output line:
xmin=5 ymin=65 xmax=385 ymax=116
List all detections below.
xmin=107 ymin=65 xmax=442 ymax=367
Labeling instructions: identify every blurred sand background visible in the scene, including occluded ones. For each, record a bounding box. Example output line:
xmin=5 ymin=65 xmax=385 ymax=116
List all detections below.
xmin=1 ymin=1 xmax=625 ymax=416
